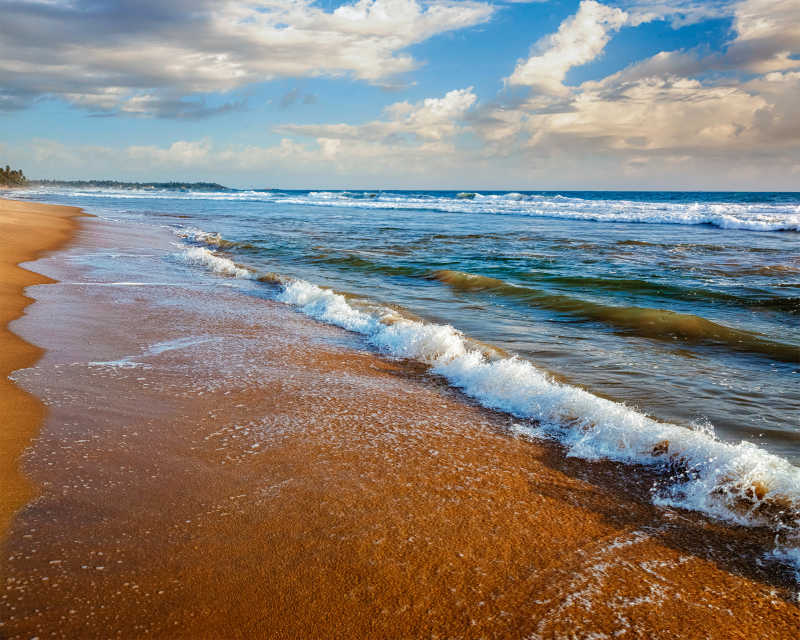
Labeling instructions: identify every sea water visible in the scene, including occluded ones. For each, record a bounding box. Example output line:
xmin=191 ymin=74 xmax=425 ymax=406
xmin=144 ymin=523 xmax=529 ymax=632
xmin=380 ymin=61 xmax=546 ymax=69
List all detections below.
xmin=9 ymin=186 xmax=800 ymax=568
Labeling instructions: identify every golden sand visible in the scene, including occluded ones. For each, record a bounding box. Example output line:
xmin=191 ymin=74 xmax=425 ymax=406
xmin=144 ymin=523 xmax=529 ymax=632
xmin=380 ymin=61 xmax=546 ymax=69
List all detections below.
xmin=0 ymin=198 xmax=83 ymax=537
xmin=1 ymin=211 xmax=798 ymax=638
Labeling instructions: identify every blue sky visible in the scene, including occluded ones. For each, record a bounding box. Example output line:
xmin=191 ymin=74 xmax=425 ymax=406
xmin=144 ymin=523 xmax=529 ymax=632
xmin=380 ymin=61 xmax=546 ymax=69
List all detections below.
xmin=1 ymin=0 xmax=798 ymax=189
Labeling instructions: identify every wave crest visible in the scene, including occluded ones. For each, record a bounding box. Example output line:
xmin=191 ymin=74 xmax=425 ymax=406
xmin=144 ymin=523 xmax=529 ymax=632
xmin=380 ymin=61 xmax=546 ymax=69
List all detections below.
xmin=179 ymin=247 xmax=253 ymax=279
xmin=178 ymin=240 xmax=800 ymax=576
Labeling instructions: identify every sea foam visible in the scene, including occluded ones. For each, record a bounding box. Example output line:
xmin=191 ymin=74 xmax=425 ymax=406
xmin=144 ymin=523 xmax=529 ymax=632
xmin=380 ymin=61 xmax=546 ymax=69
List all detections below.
xmin=291 ymin=192 xmax=800 ymax=232
xmin=179 ymin=246 xmax=253 ymax=279
xmin=185 ymin=244 xmax=800 ymax=575
xmin=24 ymin=185 xmax=800 ymax=232
xmin=276 ymin=277 xmax=800 ymax=572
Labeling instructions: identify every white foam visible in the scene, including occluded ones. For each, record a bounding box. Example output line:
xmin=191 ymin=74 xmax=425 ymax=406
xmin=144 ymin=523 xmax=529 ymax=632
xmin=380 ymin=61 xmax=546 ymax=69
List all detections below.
xmin=771 ymin=547 xmax=800 ymax=583
xmin=175 ymin=227 xmax=224 ymax=245
xmin=20 ymin=186 xmax=800 ymax=232
xmin=179 ymin=246 xmax=252 ymax=279
xmin=277 ymin=280 xmax=378 ymax=334
xmin=275 ymin=274 xmax=800 ymax=575
xmin=276 ymin=192 xmax=800 ymax=232
xmin=174 ymin=243 xmax=800 ymax=576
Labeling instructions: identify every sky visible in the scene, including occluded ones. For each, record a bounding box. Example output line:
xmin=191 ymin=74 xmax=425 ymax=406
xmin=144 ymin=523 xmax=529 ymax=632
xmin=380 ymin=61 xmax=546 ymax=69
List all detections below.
xmin=0 ymin=0 xmax=798 ymax=189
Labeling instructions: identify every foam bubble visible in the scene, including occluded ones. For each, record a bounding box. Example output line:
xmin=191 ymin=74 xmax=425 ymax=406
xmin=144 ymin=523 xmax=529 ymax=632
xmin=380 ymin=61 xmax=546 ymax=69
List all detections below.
xmin=277 ymin=280 xmax=379 ymax=334
xmin=176 ymin=227 xmax=224 ymax=245
xmin=176 ymin=242 xmax=800 ymax=576
xmin=275 ymin=274 xmax=800 ymax=575
xmin=179 ymin=247 xmax=253 ymax=279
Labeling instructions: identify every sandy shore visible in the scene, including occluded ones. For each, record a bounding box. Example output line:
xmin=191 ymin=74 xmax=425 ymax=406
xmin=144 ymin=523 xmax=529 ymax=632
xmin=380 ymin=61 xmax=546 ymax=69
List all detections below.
xmin=1 ymin=206 xmax=799 ymax=638
xmin=0 ymin=198 xmax=84 ymax=537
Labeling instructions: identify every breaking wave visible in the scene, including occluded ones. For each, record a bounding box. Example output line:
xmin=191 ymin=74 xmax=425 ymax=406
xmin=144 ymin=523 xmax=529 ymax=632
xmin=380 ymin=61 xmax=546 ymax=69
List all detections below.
xmin=175 ymin=227 xmax=257 ymax=250
xmin=295 ymin=191 xmax=800 ymax=232
xmin=177 ymin=242 xmax=800 ymax=575
xmin=281 ymin=249 xmax=799 ymax=318
xmin=178 ymin=246 xmax=254 ymax=279
xmin=22 ymin=185 xmax=800 ymax=232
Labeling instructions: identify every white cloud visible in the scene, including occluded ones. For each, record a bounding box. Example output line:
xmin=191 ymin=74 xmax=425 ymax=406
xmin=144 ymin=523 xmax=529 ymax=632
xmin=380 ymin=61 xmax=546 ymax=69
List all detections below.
xmin=279 ymin=87 xmax=477 ymax=142
xmin=0 ymin=0 xmax=494 ymax=115
xmin=617 ymin=0 xmax=800 ymax=76
xmin=520 ymin=76 xmax=770 ymax=150
xmin=506 ymin=0 xmax=627 ymax=94
xmin=480 ymin=0 xmax=800 ymax=158
xmin=7 ymin=0 xmax=800 ymax=188
xmin=725 ymin=0 xmax=800 ymax=73
xmin=7 ymin=89 xmax=480 ymax=185
xmin=127 ymin=140 xmax=214 ymax=166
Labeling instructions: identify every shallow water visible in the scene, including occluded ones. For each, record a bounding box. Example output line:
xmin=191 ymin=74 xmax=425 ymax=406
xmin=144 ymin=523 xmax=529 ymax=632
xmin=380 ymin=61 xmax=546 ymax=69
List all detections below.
xmin=12 ymin=187 xmax=798 ymax=461
xmin=6 ymin=185 xmax=800 ymax=574
xmin=6 ymin=215 xmax=799 ymax=639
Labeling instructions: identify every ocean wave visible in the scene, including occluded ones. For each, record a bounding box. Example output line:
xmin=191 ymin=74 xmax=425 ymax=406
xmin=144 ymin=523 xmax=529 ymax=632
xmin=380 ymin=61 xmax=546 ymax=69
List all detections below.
xmin=295 ymin=249 xmax=799 ymax=317
xmin=179 ymin=240 xmax=800 ymax=575
xmin=432 ymin=270 xmax=800 ymax=362
xmin=538 ymin=274 xmax=800 ymax=313
xmin=176 ymin=227 xmax=236 ymax=249
xmin=277 ymin=192 xmax=800 ymax=232
xmin=175 ymin=227 xmax=257 ymax=251
xmin=178 ymin=246 xmax=254 ymax=279
xmin=276 ymin=279 xmax=800 ymax=564
xmin=22 ymin=186 xmax=800 ymax=232
xmin=309 ymin=253 xmax=424 ymax=278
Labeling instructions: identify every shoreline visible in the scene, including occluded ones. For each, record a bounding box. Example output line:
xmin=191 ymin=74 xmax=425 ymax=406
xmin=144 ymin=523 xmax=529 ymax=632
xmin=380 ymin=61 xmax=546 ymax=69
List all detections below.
xmin=0 ymin=198 xmax=85 ymax=537
xmin=1 ymin=201 xmax=799 ymax=637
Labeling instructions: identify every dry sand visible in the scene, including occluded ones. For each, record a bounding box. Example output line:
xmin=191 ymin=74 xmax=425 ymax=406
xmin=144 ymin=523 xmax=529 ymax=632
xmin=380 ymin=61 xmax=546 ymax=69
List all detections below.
xmin=0 ymin=198 xmax=84 ymax=536
xmin=1 ymin=204 xmax=799 ymax=638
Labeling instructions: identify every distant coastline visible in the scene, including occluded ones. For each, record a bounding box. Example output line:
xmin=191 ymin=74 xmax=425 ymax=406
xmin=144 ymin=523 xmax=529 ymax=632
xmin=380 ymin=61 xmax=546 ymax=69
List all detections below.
xmin=28 ymin=179 xmax=232 ymax=192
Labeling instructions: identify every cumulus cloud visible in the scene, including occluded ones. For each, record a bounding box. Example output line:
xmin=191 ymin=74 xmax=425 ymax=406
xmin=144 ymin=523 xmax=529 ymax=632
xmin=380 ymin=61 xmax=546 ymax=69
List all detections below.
xmin=520 ymin=77 xmax=769 ymax=151
xmin=6 ymin=0 xmax=800 ymax=188
xmin=8 ymin=133 xmax=474 ymax=187
xmin=278 ymin=87 xmax=477 ymax=142
xmin=7 ymin=87 xmax=483 ymax=184
xmin=482 ymin=0 xmax=800 ymax=158
xmin=724 ymin=0 xmax=800 ymax=73
xmin=506 ymin=0 xmax=627 ymax=94
xmin=452 ymin=0 xmax=800 ymax=186
xmin=0 ymin=0 xmax=494 ymax=115
xmin=618 ymin=0 xmax=800 ymax=80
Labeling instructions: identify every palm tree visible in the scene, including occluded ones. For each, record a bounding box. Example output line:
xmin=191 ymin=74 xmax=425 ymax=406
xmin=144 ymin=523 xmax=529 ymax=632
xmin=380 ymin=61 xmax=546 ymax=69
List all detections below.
xmin=0 ymin=165 xmax=27 ymax=186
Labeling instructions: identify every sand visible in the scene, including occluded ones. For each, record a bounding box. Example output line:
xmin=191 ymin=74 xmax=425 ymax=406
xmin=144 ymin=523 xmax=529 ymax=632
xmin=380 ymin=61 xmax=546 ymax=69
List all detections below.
xmin=1 ymin=206 xmax=799 ymax=638
xmin=0 ymin=198 xmax=84 ymax=537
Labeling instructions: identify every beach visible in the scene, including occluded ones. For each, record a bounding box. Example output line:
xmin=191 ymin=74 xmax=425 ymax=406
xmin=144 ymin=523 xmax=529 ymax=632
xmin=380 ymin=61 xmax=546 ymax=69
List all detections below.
xmin=1 ymin=196 xmax=799 ymax=638
xmin=0 ymin=198 xmax=83 ymax=536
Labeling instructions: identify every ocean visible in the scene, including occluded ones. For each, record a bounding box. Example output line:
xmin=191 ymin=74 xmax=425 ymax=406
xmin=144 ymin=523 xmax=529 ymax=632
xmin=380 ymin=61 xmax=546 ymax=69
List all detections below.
xmin=9 ymin=186 xmax=800 ymax=571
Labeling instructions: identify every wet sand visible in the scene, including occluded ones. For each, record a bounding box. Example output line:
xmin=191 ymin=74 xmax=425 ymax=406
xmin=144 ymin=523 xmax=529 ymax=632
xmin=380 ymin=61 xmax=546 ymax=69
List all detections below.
xmin=1 ymin=212 xmax=799 ymax=638
xmin=0 ymin=198 xmax=84 ymax=537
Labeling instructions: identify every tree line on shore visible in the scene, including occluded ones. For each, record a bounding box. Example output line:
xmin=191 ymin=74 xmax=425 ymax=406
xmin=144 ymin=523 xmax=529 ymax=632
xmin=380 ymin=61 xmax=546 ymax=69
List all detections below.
xmin=1 ymin=169 xmax=233 ymax=191
xmin=0 ymin=165 xmax=27 ymax=186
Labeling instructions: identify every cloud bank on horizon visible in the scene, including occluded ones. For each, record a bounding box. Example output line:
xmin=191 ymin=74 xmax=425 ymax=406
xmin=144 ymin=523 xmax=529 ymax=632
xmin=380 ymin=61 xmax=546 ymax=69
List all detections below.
xmin=1 ymin=0 xmax=799 ymax=188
